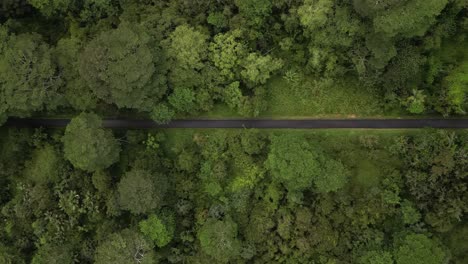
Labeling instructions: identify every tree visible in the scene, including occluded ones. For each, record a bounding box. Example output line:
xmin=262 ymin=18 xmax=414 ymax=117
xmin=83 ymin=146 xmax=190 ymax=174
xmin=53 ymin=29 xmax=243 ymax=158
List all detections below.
xmin=150 ymin=104 xmax=175 ymax=124
xmin=28 ymin=0 xmax=117 ymax=21
xmin=54 ymin=37 xmax=97 ymax=111
xmin=358 ymin=250 xmax=394 ymax=264
xmin=139 ymin=213 xmax=175 ymax=247
xmin=198 ymin=218 xmax=241 ymax=263
xmin=63 ymin=113 xmax=120 ymax=172
xmin=265 ymin=134 xmax=320 ymax=192
xmin=298 ymin=0 xmax=334 ymax=32
xmin=235 ymin=0 xmax=272 ymax=27
xmin=241 ymin=53 xmax=283 ymax=86
xmin=444 ymin=60 xmax=468 ymax=114
xmin=396 ymin=131 xmax=468 ymax=231
xmin=92 ymin=170 xmax=111 ymax=193
xmin=401 ymin=200 xmax=421 ymax=225
xmin=405 ymin=89 xmax=426 ymax=114
xmin=117 ymin=169 xmax=167 ymax=214
xmin=94 ymin=229 xmax=155 ymax=264
xmin=167 ymin=25 xmax=208 ymax=71
xmin=27 ymin=0 xmax=73 ymax=17
xmin=31 ymin=243 xmax=74 ymax=264
xmin=373 ymin=0 xmax=449 ymax=38
xmin=79 ymin=22 xmax=165 ymax=110
xmin=209 ymin=30 xmax=247 ymax=81
xmin=168 ymin=87 xmax=195 ymax=113
xmin=24 ymin=144 xmax=60 ymax=184
xmin=315 ymin=159 xmax=348 ymax=193
xmin=394 ymin=234 xmax=446 ymax=264
xmin=0 ymin=30 xmax=60 ymax=116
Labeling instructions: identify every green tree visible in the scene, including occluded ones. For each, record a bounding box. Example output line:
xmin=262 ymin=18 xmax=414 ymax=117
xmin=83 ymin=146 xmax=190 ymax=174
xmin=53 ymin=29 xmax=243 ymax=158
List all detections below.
xmin=117 ymin=169 xmax=166 ymax=214
xmin=139 ymin=213 xmax=175 ymax=247
xmin=209 ymin=30 xmax=247 ymax=81
xmin=168 ymin=87 xmax=195 ymax=113
xmin=406 ymin=89 xmax=426 ymax=114
xmin=31 ymin=243 xmax=74 ymax=264
xmin=24 ymin=144 xmax=60 ymax=184
xmin=298 ymin=0 xmax=334 ymax=32
xmin=373 ymin=0 xmax=449 ymax=38
xmin=167 ymin=25 xmax=208 ymax=70
xmin=92 ymin=170 xmax=111 ymax=193
xmin=401 ymin=200 xmax=421 ymax=225
xmin=394 ymin=234 xmax=446 ymax=264
xmin=241 ymin=53 xmax=283 ymax=86
xmin=0 ymin=30 xmax=60 ymax=116
xmin=28 ymin=0 xmax=117 ymax=21
xmin=79 ymin=22 xmax=165 ymax=110
xmin=27 ymin=0 xmax=73 ymax=17
xmin=198 ymin=218 xmax=241 ymax=263
xmin=94 ymin=229 xmax=155 ymax=264
xmin=150 ymin=104 xmax=175 ymax=124
xmin=54 ymin=37 xmax=97 ymax=111
xmin=266 ymin=134 xmax=320 ymax=192
xmin=63 ymin=113 xmax=120 ymax=172
xmin=444 ymin=60 xmax=468 ymax=114
xmin=315 ymin=159 xmax=348 ymax=193
xmin=358 ymin=250 xmax=394 ymax=264
xmin=235 ymin=0 xmax=272 ymax=26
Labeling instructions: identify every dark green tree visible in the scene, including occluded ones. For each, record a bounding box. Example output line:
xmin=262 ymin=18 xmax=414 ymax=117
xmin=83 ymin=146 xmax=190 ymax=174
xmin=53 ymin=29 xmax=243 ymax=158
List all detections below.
xmin=94 ymin=229 xmax=155 ymax=264
xmin=0 ymin=29 xmax=60 ymax=116
xmin=63 ymin=113 xmax=120 ymax=172
xmin=117 ymin=169 xmax=166 ymax=214
xmin=265 ymin=134 xmax=320 ymax=192
xmin=198 ymin=218 xmax=241 ymax=263
xmin=79 ymin=22 xmax=166 ymax=110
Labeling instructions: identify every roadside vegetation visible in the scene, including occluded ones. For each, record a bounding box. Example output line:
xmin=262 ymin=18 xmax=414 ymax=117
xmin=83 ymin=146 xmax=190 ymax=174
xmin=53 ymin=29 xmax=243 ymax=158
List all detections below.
xmin=0 ymin=124 xmax=467 ymax=263
xmin=0 ymin=0 xmax=467 ymax=123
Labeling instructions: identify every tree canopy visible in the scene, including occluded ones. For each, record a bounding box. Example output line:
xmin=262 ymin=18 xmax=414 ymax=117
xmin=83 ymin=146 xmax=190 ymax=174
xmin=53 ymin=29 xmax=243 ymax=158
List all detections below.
xmin=63 ymin=112 xmax=120 ymax=172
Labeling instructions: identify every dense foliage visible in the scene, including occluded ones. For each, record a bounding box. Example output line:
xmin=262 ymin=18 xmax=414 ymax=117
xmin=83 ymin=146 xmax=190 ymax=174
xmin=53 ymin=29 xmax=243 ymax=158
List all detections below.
xmin=0 ymin=0 xmax=467 ymax=123
xmin=0 ymin=0 xmax=467 ymax=263
xmin=0 ymin=127 xmax=467 ymax=263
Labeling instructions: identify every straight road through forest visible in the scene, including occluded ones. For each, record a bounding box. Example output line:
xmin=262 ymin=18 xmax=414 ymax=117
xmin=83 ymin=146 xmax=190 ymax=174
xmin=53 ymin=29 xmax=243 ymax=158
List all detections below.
xmin=5 ymin=118 xmax=468 ymax=129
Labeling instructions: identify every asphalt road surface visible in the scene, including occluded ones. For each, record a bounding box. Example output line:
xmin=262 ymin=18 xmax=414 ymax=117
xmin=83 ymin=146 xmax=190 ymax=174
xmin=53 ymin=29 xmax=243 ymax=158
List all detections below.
xmin=5 ymin=118 xmax=468 ymax=129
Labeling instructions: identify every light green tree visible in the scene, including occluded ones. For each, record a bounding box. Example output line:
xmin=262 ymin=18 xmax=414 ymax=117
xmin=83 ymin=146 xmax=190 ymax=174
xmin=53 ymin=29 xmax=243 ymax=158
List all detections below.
xmin=444 ymin=60 xmax=468 ymax=114
xmin=151 ymin=104 xmax=175 ymax=124
xmin=358 ymin=250 xmax=394 ymax=264
xmin=168 ymin=87 xmax=195 ymax=113
xmin=394 ymin=234 xmax=447 ymax=264
xmin=139 ymin=213 xmax=175 ymax=247
xmin=406 ymin=89 xmax=426 ymax=114
xmin=209 ymin=30 xmax=247 ymax=81
xmin=241 ymin=53 xmax=283 ymax=86
xmin=168 ymin=25 xmax=208 ymax=70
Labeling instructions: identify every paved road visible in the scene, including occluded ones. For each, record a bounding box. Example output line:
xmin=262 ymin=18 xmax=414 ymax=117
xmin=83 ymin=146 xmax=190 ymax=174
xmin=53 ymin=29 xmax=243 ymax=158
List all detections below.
xmin=4 ymin=118 xmax=468 ymax=129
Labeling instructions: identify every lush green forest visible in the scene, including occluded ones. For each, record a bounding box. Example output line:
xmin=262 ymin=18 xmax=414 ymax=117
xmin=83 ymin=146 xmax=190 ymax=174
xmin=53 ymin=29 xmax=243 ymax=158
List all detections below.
xmin=1 ymin=1 xmax=468 ymax=263
xmin=0 ymin=0 xmax=467 ymax=122
xmin=0 ymin=119 xmax=467 ymax=263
